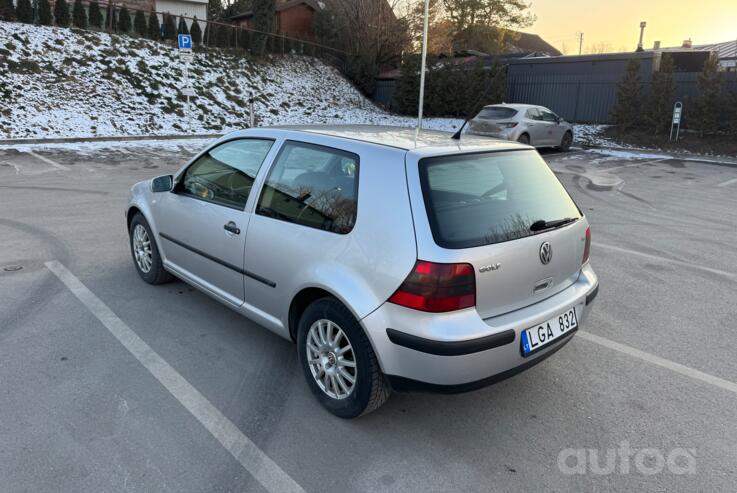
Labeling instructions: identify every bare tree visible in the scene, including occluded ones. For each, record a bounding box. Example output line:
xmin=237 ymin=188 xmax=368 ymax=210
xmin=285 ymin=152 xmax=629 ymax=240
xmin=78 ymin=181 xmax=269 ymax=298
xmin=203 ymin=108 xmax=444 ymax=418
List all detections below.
xmin=317 ymin=0 xmax=411 ymax=93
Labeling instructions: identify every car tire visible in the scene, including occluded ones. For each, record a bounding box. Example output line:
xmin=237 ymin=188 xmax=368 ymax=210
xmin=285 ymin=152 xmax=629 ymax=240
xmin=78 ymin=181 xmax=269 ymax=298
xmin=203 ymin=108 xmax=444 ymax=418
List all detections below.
xmin=128 ymin=212 xmax=173 ymax=285
xmin=297 ymin=297 xmax=390 ymax=418
xmin=558 ymin=131 xmax=573 ymax=152
xmin=517 ymin=133 xmax=530 ymax=145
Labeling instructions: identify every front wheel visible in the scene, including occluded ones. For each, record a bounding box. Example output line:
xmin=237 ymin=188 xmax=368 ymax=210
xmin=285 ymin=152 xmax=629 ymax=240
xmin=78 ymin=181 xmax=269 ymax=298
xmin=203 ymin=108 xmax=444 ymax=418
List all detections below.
xmin=558 ymin=131 xmax=573 ymax=151
xmin=128 ymin=213 xmax=173 ymax=285
xmin=297 ymin=298 xmax=390 ymax=418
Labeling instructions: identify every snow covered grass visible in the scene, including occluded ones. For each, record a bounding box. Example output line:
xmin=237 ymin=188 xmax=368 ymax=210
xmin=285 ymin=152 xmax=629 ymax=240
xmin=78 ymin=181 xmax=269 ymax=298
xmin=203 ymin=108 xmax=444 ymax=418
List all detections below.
xmin=571 ymin=124 xmax=637 ymax=149
xmin=0 ymin=21 xmax=461 ymax=139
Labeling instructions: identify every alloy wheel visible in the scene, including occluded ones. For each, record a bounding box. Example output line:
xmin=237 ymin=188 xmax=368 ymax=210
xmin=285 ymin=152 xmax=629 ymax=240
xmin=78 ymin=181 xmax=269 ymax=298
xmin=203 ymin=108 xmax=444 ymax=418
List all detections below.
xmin=306 ymin=319 xmax=357 ymax=399
xmin=132 ymin=224 xmax=153 ymax=273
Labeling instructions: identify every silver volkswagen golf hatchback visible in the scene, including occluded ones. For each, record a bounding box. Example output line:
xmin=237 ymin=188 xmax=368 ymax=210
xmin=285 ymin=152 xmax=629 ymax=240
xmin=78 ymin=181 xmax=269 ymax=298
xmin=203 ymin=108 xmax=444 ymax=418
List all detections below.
xmin=126 ymin=125 xmax=598 ymax=418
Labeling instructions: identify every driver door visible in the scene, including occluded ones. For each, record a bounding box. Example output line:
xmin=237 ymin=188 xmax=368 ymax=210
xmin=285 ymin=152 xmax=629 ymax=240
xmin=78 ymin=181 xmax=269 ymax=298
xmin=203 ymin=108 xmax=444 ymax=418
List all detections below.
xmin=539 ymin=108 xmax=564 ymax=145
xmin=155 ymin=138 xmax=274 ymax=306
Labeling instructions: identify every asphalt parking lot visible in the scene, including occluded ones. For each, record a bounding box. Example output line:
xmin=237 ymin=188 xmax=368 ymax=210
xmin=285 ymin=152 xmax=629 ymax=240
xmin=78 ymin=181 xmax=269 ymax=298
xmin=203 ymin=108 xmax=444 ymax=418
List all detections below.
xmin=1 ymin=138 xmax=736 ymax=492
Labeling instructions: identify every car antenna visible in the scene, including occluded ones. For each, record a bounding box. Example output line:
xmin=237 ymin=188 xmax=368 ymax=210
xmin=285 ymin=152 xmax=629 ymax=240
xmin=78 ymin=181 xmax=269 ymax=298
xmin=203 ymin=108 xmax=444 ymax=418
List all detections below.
xmin=451 ymin=75 xmax=498 ymax=140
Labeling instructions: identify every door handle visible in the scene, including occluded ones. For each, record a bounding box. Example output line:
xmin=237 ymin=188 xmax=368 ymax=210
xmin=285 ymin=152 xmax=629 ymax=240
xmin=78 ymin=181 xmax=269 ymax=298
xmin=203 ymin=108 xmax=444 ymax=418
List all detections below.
xmin=224 ymin=221 xmax=241 ymax=235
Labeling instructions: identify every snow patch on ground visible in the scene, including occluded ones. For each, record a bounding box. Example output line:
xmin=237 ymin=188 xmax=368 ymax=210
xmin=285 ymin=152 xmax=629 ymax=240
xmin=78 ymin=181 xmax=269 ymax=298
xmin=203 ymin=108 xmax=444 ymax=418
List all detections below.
xmin=584 ymin=148 xmax=672 ymax=161
xmin=0 ymin=21 xmax=461 ymax=139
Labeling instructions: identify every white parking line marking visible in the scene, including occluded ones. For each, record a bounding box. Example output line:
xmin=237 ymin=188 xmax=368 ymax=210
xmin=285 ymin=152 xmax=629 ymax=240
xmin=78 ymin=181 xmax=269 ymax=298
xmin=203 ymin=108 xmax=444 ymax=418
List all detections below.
xmin=2 ymin=160 xmax=22 ymax=175
xmin=593 ymin=242 xmax=737 ymax=281
xmin=44 ymin=260 xmax=305 ymax=493
xmin=27 ymin=150 xmax=69 ymax=171
xmin=577 ymin=331 xmax=737 ymax=396
xmin=716 ymin=177 xmax=737 ymax=188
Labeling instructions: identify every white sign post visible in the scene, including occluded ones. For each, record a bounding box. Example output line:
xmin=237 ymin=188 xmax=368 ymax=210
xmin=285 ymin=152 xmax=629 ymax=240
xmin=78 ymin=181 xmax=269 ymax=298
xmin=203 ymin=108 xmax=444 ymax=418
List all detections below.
xmin=178 ymin=34 xmax=194 ymax=132
xmin=669 ymin=101 xmax=683 ymax=142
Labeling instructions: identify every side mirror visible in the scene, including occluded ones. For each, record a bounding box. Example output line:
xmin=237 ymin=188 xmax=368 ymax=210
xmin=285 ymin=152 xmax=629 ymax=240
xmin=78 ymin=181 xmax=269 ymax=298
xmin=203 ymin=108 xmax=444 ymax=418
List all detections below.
xmin=151 ymin=175 xmax=173 ymax=193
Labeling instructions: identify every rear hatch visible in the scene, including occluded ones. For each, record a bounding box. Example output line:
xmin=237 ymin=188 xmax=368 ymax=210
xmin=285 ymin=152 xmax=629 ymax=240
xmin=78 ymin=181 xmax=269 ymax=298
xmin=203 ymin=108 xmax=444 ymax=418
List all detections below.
xmin=409 ymin=148 xmax=587 ymax=319
xmin=468 ymin=106 xmax=519 ymax=135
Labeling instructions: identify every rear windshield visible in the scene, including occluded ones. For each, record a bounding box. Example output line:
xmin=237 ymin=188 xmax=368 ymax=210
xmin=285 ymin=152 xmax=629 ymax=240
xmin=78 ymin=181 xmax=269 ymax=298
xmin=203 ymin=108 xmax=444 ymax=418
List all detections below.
xmin=419 ymin=150 xmax=581 ymax=249
xmin=477 ymin=107 xmax=518 ymax=120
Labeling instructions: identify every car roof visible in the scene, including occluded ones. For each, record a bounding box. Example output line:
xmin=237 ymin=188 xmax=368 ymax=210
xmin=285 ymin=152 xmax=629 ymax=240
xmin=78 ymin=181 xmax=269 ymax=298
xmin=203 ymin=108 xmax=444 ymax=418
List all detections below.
xmin=234 ymin=124 xmax=529 ymax=153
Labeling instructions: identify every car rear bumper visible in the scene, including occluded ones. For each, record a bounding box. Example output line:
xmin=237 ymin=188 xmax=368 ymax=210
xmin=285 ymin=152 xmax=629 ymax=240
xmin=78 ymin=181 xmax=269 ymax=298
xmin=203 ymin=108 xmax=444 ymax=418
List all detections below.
xmin=361 ymin=263 xmax=598 ymax=390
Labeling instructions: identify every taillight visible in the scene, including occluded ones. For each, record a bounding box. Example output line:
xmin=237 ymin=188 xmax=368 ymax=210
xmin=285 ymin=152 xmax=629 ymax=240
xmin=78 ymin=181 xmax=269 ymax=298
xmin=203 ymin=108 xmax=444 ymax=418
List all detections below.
xmin=503 ymin=122 xmax=518 ymax=128
xmin=582 ymin=227 xmax=591 ymax=264
xmin=388 ymin=260 xmax=476 ymax=312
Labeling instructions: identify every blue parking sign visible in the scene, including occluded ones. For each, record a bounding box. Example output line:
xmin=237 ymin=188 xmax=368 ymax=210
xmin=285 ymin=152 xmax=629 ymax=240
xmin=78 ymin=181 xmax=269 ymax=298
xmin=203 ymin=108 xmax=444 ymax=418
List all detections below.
xmin=178 ymin=34 xmax=192 ymax=50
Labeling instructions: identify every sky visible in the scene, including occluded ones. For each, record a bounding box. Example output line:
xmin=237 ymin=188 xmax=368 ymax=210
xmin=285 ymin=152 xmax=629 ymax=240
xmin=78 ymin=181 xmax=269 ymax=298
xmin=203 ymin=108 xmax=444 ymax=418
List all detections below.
xmin=526 ymin=0 xmax=737 ymax=54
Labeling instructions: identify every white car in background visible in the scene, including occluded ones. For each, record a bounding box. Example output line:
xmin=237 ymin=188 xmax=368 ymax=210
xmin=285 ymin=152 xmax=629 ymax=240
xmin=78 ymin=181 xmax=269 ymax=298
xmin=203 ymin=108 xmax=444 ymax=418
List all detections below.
xmin=468 ymin=104 xmax=574 ymax=151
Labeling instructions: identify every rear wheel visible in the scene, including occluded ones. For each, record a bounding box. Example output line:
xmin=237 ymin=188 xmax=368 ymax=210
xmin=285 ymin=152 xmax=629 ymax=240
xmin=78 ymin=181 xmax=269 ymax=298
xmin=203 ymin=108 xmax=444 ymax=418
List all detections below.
xmin=558 ymin=131 xmax=573 ymax=151
xmin=517 ymin=133 xmax=530 ymax=145
xmin=297 ymin=297 xmax=390 ymax=418
xmin=128 ymin=213 xmax=173 ymax=285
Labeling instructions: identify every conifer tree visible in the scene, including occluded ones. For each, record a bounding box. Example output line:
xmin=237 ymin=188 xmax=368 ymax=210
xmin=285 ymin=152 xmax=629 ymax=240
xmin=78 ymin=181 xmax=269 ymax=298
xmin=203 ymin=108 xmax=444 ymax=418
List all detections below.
xmin=163 ymin=12 xmax=177 ymax=40
xmin=0 ymin=0 xmax=16 ymax=21
xmin=118 ymin=6 xmax=131 ymax=33
xmin=694 ymin=55 xmax=722 ymax=136
xmin=15 ymin=0 xmax=33 ymax=23
xmin=38 ymin=0 xmax=52 ymax=25
xmin=54 ymin=0 xmax=71 ymax=26
xmin=134 ymin=9 xmax=146 ymax=36
xmin=177 ymin=15 xmax=188 ymax=35
xmin=610 ymin=58 xmax=642 ymax=132
xmin=87 ymin=0 xmax=102 ymax=28
xmin=72 ymin=0 xmax=87 ymax=29
xmin=147 ymin=10 xmax=160 ymax=40
xmin=190 ymin=16 xmax=202 ymax=45
xmin=644 ymin=53 xmax=676 ymax=135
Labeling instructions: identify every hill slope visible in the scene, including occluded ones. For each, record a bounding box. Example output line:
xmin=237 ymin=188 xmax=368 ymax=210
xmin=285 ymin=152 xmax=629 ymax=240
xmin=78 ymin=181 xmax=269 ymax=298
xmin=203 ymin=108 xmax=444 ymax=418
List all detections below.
xmin=0 ymin=21 xmax=458 ymax=139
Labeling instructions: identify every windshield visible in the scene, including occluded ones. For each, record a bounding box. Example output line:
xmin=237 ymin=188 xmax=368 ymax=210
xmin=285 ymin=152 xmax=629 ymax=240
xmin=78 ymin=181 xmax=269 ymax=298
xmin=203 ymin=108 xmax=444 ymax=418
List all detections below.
xmin=419 ymin=150 xmax=581 ymax=249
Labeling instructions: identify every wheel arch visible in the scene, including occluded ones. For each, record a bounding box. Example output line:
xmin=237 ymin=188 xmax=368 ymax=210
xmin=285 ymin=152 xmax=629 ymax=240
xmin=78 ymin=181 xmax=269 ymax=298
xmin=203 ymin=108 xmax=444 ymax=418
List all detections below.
xmin=126 ymin=205 xmax=143 ymax=230
xmin=287 ymin=284 xmax=375 ymax=344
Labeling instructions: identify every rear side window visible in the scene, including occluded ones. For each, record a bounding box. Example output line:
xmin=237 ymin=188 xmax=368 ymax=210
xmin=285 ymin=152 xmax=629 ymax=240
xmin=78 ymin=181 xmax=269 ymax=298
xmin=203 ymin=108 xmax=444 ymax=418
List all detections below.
xmin=525 ymin=108 xmax=542 ymax=120
xmin=419 ymin=150 xmax=581 ymax=249
xmin=256 ymin=141 xmax=359 ymax=234
xmin=478 ymin=107 xmax=518 ymax=120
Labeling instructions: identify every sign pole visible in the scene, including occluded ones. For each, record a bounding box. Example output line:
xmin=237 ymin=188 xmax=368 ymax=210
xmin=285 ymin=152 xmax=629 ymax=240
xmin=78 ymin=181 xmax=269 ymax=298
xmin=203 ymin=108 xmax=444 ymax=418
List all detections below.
xmin=185 ymin=63 xmax=191 ymax=132
xmin=178 ymin=34 xmax=194 ymax=133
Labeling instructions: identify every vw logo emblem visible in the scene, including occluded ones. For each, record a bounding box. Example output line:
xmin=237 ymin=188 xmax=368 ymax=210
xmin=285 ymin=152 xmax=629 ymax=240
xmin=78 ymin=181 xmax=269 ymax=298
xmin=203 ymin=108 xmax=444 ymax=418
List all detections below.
xmin=539 ymin=241 xmax=552 ymax=265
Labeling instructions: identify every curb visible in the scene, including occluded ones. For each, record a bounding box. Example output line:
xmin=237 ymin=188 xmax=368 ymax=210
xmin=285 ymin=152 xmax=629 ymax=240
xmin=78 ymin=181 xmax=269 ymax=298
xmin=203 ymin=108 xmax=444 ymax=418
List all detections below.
xmin=0 ymin=134 xmax=223 ymax=146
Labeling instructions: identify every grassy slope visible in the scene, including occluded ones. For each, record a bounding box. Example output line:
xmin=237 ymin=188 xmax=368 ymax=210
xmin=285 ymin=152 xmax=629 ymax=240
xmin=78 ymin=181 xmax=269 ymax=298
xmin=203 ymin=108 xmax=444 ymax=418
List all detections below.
xmin=0 ymin=21 xmax=459 ymax=139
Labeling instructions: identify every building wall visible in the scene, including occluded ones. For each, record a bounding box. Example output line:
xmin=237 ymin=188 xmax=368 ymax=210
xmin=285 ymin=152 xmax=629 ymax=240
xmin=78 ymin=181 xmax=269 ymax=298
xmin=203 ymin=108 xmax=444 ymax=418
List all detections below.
xmin=505 ymin=53 xmax=737 ymax=123
xmin=155 ymin=0 xmax=207 ymax=28
xmin=115 ymin=0 xmax=155 ymax=13
xmin=277 ymin=4 xmax=314 ymax=37
xmin=46 ymin=0 xmax=155 ymax=12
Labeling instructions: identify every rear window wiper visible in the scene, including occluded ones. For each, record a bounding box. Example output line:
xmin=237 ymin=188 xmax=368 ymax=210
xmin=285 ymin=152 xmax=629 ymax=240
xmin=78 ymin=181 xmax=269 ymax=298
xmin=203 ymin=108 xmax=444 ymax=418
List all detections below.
xmin=529 ymin=217 xmax=578 ymax=232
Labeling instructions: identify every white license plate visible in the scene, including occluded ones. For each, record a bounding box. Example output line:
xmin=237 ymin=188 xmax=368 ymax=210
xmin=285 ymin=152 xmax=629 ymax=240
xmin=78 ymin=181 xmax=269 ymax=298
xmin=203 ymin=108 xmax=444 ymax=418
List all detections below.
xmin=521 ymin=306 xmax=578 ymax=356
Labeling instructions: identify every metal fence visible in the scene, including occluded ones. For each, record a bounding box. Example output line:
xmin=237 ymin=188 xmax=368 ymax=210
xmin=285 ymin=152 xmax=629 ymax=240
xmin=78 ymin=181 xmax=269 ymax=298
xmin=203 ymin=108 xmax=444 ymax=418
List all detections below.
xmin=506 ymin=72 xmax=737 ymax=124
